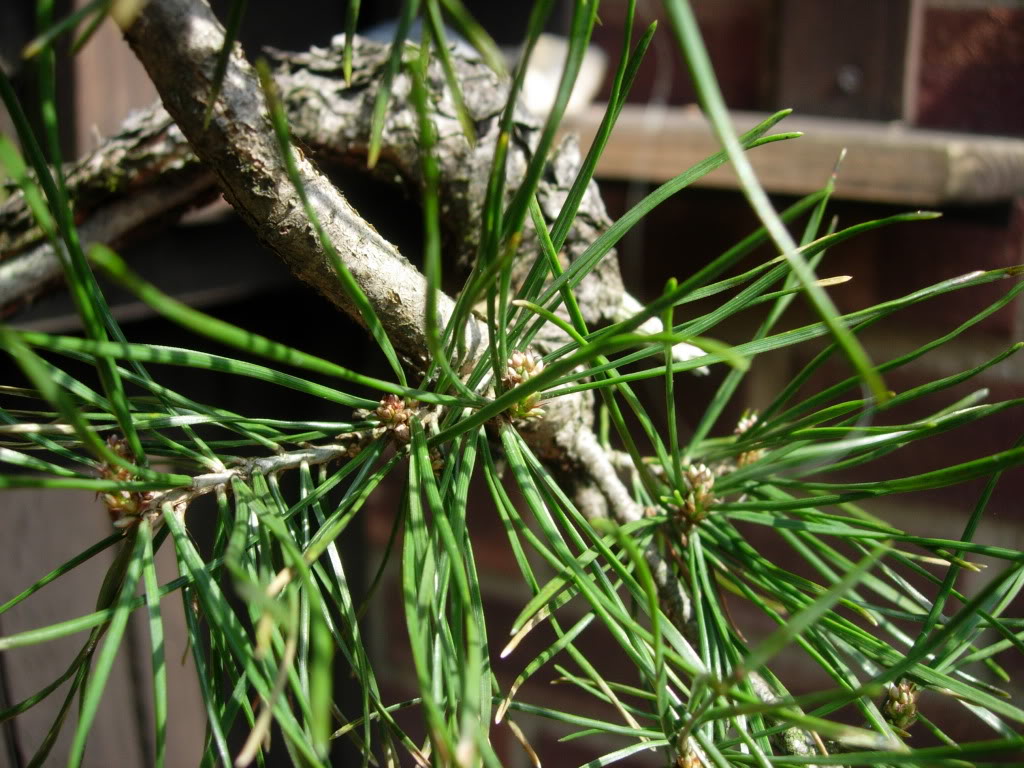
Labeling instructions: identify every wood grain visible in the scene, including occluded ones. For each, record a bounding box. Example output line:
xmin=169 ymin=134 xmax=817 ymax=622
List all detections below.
xmin=564 ymin=104 xmax=1024 ymax=205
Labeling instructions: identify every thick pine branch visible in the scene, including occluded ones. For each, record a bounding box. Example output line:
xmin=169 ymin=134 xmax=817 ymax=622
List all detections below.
xmin=121 ymin=0 xmax=484 ymax=366
xmin=1 ymin=33 xmax=623 ymax=334
xmin=1 ymin=0 xmax=691 ymax=621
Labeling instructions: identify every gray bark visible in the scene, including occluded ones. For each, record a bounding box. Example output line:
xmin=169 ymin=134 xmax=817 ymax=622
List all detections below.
xmin=121 ymin=0 xmax=487 ymax=368
xmin=0 ymin=0 xmax=633 ymax=485
xmin=1 ymin=35 xmax=623 ymax=333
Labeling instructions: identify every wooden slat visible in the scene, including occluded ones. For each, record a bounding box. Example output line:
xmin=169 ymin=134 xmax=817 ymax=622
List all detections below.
xmin=563 ymin=104 xmax=1024 ymax=205
xmin=776 ymin=0 xmax=913 ymax=121
xmin=0 ymin=491 xmax=148 ymax=766
xmin=72 ymin=7 xmax=157 ymax=154
xmin=0 ymin=490 xmax=204 ymax=767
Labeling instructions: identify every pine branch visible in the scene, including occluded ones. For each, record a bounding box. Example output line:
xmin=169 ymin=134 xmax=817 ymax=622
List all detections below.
xmin=4 ymin=0 xmax=695 ymax=625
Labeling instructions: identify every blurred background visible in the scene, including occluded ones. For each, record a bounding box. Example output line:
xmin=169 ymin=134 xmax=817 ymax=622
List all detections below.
xmin=1 ymin=1 xmax=1022 ymax=765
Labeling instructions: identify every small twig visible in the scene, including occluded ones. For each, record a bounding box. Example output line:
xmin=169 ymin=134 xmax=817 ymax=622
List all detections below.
xmin=574 ymin=427 xmax=692 ymax=624
xmin=141 ymin=441 xmax=354 ymax=523
xmin=0 ymin=172 xmax=213 ymax=316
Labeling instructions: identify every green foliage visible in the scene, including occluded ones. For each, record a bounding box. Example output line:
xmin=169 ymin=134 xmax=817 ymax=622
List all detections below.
xmin=1 ymin=1 xmax=1023 ymax=767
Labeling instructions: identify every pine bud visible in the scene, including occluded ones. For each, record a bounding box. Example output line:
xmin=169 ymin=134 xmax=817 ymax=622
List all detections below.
xmin=374 ymin=394 xmax=416 ymax=443
xmin=883 ymin=679 xmax=919 ymax=733
xmin=503 ymin=349 xmax=546 ymax=420
xmin=683 ymin=463 xmax=716 ymax=521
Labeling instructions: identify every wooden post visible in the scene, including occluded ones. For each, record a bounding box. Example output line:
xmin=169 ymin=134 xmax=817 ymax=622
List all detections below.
xmin=775 ymin=0 xmax=916 ymax=121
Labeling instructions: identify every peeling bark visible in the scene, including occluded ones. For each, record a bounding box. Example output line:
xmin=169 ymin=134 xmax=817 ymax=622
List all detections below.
xmin=2 ymin=35 xmax=624 ymax=330
xmin=120 ymin=0 xmax=486 ymax=369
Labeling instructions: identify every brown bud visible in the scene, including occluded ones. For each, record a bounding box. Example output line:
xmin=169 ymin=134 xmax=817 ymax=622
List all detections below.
xmin=883 ymin=679 xmax=919 ymax=733
xmin=375 ymin=395 xmax=417 ymax=443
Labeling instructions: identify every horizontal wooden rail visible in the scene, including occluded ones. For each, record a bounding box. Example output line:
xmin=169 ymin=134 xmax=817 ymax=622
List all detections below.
xmin=564 ymin=104 xmax=1024 ymax=206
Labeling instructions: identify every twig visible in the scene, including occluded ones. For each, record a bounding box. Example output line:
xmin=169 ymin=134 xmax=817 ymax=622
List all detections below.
xmin=574 ymin=427 xmax=692 ymax=623
xmin=141 ymin=441 xmax=353 ymax=523
xmin=1 ymin=172 xmax=213 ymax=315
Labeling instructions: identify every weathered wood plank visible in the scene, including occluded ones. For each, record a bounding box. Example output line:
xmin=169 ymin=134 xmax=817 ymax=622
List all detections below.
xmin=72 ymin=4 xmax=158 ymax=154
xmin=0 ymin=490 xmax=203 ymax=766
xmin=0 ymin=490 xmax=147 ymax=766
xmin=564 ymin=105 xmax=1024 ymax=205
